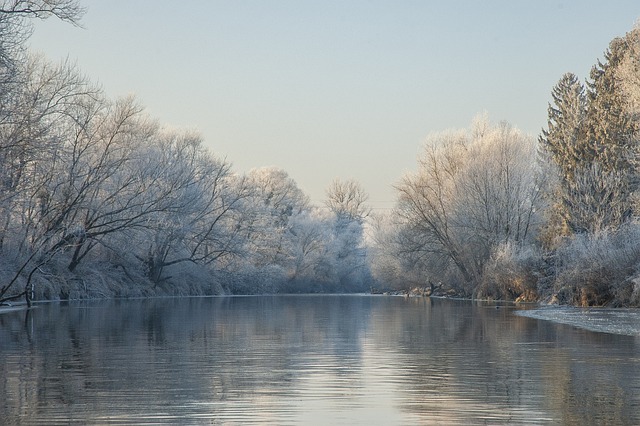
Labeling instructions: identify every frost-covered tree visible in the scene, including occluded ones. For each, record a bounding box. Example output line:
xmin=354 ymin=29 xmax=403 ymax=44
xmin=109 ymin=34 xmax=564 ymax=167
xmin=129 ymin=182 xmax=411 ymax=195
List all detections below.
xmin=0 ymin=55 xmax=99 ymax=253
xmin=461 ymin=121 xmax=540 ymax=250
xmin=539 ymin=73 xmax=591 ymax=237
xmin=324 ymin=178 xmax=371 ymax=291
xmin=124 ymin=130 xmax=248 ymax=286
xmin=286 ymin=208 xmax=332 ymax=285
xmin=0 ymin=54 xmax=252 ymax=300
xmin=395 ymin=117 xmax=540 ymax=294
xmin=539 ymin=73 xmax=589 ymax=181
xmin=540 ymin=26 xmax=640 ymax=236
xmin=616 ymin=23 xmax=640 ymax=119
xmin=587 ymin=33 xmax=639 ymax=171
xmin=243 ymin=167 xmax=309 ymax=269
xmin=586 ymin=26 xmax=640 ymax=219
xmin=368 ymin=212 xmax=409 ymax=290
xmin=396 ymin=129 xmax=472 ymax=286
xmin=47 ymin=96 xmax=158 ymax=272
xmin=0 ymin=1 xmax=83 ymax=74
xmin=0 ymin=2 xmax=87 ymax=303
xmin=324 ymin=178 xmax=371 ymax=222
xmin=563 ymin=163 xmax=631 ymax=234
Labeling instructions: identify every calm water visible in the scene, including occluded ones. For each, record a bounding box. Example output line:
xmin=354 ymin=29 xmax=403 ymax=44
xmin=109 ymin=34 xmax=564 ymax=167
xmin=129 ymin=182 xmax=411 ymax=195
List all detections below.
xmin=1 ymin=295 xmax=640 ymax=425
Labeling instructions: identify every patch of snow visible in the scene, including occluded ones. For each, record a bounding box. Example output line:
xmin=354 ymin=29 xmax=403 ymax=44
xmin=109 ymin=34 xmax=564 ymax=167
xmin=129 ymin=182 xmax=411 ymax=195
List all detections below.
xmin=516 ymin=307 xmax=640 ymax=336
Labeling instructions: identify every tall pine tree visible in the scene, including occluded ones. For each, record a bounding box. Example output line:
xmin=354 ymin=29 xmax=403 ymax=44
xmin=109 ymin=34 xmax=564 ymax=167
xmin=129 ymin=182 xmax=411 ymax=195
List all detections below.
xmin=541 ymin=26 xmax=640 ymax=237
xmin=540 ymin=72 xmax=588 ymax=182
xmin=587 ymin=35 xmax=639 ymax=172
xmin=540 ymin=73 xmax=590 ymax=237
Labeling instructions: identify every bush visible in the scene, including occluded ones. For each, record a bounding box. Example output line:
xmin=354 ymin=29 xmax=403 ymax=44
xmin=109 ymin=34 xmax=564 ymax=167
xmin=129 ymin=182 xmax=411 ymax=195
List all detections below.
xmin=477 ymin=243 xmax=541 ymax=302
xmin=552 ymin=222 xmax=640 ymax=306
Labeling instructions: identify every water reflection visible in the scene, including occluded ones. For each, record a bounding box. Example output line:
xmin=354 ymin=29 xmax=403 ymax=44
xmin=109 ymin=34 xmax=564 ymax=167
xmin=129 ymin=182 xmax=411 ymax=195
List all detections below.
xmin=1 ymin=296 xmax=639 ymax=425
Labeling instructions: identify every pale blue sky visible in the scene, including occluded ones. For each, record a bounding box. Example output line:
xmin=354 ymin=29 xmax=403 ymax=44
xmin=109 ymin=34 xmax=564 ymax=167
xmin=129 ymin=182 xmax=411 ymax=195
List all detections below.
xmin=28 ymin=1 xmax=640 ymax=209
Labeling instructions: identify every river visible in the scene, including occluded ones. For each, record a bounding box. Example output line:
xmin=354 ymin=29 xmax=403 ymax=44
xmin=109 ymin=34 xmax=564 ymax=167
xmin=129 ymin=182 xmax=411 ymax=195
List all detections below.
xmin=1 ymin=295 xmax=639 ymax=425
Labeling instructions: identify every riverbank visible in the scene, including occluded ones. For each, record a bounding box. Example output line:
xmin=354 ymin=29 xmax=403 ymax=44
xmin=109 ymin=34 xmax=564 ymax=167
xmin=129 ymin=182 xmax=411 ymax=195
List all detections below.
xmin=372 ymin=284 xmax=458 ymax=298
xmin=0 ymin=302 xmax=30 ymax=314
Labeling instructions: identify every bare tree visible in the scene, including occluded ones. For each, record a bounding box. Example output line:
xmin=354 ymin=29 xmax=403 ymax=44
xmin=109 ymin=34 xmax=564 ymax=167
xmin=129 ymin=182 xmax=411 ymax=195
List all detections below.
xmin=0 ymin=56 xmax=99 ymax=304
xmin=324 ymin=178 xmax=371 ymax=222
xmin=134 ymin=131 xmax=249 ymax=284
xmin=323 ymin=178 xmax=371 ymax=291
xmin=0 ymin=0 xmax=84 ymax=22
xmin=0 ymin=55 xmax=99 ymax=250
xmin=396 ymin=130 xmax=474 ymax=285
xmin=242 ymin=167 xmax=309 ymax=269
xmin=0 ymin=1 xmax=84 ymax=80
xmin=287 ymin=209 xmax=330 ymax=283
xmin=395 ymin=117 xmax=541 ymax=292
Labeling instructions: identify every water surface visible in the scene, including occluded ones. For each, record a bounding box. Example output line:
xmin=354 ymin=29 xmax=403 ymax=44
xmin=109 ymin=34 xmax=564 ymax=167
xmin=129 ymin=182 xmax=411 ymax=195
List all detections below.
xmin=1 ymin=296 xmax=639 ymax=424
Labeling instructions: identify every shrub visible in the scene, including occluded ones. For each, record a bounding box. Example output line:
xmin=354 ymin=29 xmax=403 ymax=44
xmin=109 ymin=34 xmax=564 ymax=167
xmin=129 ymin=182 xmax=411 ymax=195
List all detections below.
xmin=477 ymin=243 xmax=541 ymax=302
xmin=552 ymin=222 xmax=640 ymax=306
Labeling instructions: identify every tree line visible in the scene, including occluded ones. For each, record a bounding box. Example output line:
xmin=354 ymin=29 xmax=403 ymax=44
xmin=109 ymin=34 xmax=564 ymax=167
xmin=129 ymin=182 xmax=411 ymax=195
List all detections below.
xmin=0 ymin=1 xmax=371 ymax=304
xmin=371 ymin=23 xmax=640 ymax=306
xmin=2 ymin=2 xmax=640 ymax=307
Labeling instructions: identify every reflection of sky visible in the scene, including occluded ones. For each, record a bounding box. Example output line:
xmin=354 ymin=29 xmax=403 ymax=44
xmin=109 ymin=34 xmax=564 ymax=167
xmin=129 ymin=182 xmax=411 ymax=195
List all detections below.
xmin=289 ymin=353 xmax=406 ymax=425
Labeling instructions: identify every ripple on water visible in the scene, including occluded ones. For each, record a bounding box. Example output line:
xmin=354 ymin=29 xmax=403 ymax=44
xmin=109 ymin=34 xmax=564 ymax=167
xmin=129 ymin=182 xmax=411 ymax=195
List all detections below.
xmin=3 ymin=296 xmax=640 ymax=425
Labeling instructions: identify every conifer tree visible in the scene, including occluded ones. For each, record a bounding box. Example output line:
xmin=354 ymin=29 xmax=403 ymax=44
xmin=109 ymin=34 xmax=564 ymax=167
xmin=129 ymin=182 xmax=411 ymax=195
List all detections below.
xmin=541 ymin=27 xmax=640 ymax=236
xmin=586 ymin=35 xmax=639 ymax=173
xmin=539 ymin=73 xmax=589 ymax=237
xmin=584 ymin=28 xmax=640 ymax=227
xmin=540 ymin=73 xmax=588 ymax=182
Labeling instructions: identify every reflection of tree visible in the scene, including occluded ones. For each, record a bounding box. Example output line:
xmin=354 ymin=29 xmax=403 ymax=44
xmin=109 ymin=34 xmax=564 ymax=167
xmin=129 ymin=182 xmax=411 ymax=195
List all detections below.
xmin=366 ymin=298 xmax=640 ymax=424
xmin=0 ymin=296 xmax=374 ymax=423
xmin=1 ymin=297 xmax=640 ymax=424
xmin=541 ymin=331 xmax=637 ymax=425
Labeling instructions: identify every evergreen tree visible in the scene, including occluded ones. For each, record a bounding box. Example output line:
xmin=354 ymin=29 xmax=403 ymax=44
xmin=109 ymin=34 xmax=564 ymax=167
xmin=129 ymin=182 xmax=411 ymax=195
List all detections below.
xmin=540 ymin=73 xmax=589 ymax=182
xmin=541 ymin=27 xmax=640 ymax=236
xmin=584 ymin=30 xmax=639 ymax=228
xmin=539 ymin=73 xmax=590 ymax=237
xmin=586 ymin=35 xmax=639 ymax=173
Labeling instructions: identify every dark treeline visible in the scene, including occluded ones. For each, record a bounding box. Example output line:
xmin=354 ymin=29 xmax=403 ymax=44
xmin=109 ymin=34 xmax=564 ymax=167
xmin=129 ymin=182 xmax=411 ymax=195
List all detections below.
xmin=2 ymin=3 xmax=640 ymax=307
xmin=0 ymin=1 xmax=371 ymax=304
xmin=371 ymin=23 xmax=640 ymax=307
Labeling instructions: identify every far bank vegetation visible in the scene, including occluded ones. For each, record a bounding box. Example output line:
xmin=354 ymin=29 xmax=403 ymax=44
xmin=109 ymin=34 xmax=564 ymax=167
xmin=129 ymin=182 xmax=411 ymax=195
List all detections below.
xmin=2 ymin=3 xmax=640 ymax=307
xmin=371 ymin=23 xmax=640 ymax=307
